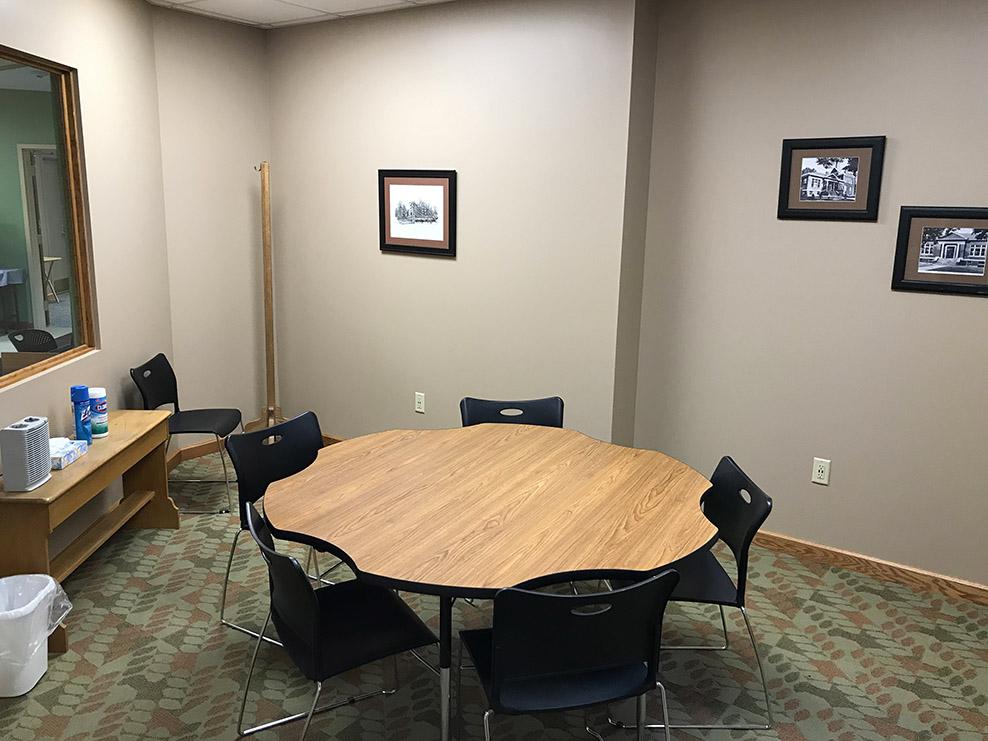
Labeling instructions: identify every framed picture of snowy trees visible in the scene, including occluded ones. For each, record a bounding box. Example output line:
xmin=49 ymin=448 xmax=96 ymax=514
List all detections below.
xmin=379 ymin=169 xmax=457 ymax=257
xmin=777 ymin=136 xmax=885 ymax=221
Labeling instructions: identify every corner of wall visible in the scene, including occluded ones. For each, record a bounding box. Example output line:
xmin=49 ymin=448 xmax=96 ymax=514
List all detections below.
xmin=610 ymin=0 xmax=660 ymax=446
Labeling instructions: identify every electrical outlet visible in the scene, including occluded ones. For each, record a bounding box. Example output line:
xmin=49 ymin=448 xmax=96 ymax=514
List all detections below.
xmin=811 ymin=457 xmax=831 ymax=485
xmin=414 ymin=392 xmax=426 ymax=414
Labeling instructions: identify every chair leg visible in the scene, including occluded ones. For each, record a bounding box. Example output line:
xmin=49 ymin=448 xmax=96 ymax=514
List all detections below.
xmin=219 ymin=529 xmax=241 ymax=624
xmin=220 ymin=530 xmax=282 ymax=646
xmin=741 ymin=605 xmax=774 ymax=728
xmin=664 ymin=604 xmax=729 ymax=650
xmin=237 ymin=611 xmax=271 ymax=735
xmin=482 ymin=709 xmax=494 ymax=741
xmin=636 ymin=692 xmax=646 ymax=741
xmin=167 ymin=435 xmax=233 ymax=514
xmin=299 ymin=682 xmax=323 ymax=741
xmin=656 ymin=681 xmax=671 ymax=741
xmin=217 ymin=434 xmax=233 ymax=514
xmin=304 ymin=547 xmax=344 ymax=585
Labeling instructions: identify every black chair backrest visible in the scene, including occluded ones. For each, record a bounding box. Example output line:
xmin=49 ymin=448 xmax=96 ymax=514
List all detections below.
xmin=129 ymin=353 xmax=180 ymax=411
xmin=488 ymin=569 xmax=678 ymax=714
xmin=245 ymin=502 xmax=322 ymax=680
xmin=225 ymin=412 xmax=323 ymax=530
xmin=700 ymin=456 xmax=772 ymax=605
xmin=460 ymin=396 xmax=564 ymax=428
xmin=9 ymin=329 xmax=57 ymax=352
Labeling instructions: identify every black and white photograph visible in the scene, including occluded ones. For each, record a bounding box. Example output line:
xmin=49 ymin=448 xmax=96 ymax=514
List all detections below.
xmin=378 ymin=169 xmax=457 ymax=257
xmin=798 ymin=156 xmax=858 ymax=202
xmin=891 ymin=207 xmax=988 ymax=297
xmin=778 ymin=136 xmax=885 ymax=221
xmin=917 ymin=227 xmax=988 ymax=276
xmin=389 ymin=183 xmax=444 ymax=242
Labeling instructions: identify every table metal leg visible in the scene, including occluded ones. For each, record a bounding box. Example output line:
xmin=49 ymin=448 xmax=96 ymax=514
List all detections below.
xmin=440 ymin=595 xmax=453 ymax=741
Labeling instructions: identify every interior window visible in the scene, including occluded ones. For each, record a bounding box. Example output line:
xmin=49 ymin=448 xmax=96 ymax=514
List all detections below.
xmin=0 ymin=46 xmax=95 ymax=384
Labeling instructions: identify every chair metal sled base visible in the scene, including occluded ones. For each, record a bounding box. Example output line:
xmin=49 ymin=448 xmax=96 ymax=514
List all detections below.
xmin=237 ymin=611 xmax=401 ymax=739
xmin=168 ymin=432 xmax=238 ymax=515
xmin=239 ymin=683 xmax=396 ymax=737
xmin=605 ymin=605 xmax=773 ymax=732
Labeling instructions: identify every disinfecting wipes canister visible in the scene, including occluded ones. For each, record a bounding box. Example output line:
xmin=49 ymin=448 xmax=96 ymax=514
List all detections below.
xmin=88 ymin=387 xmax=108 ymax=438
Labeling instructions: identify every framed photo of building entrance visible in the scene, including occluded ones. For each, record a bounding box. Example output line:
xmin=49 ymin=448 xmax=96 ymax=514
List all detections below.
xmin=777 ymin=136 xmax=886 ymax=221
xmin=378 ymin=169 xmax=456 ymax=257
xmin=891 ymin=207 xmax=988 ymax=297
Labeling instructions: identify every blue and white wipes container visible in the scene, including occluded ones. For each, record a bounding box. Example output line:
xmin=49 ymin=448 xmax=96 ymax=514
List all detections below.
xmin=87 ymin=387 xmax=108 ymax=439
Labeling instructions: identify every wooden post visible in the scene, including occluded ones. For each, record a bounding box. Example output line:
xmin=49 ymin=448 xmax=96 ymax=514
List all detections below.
xmin=259 ymin=162 xmax=281 ymax=427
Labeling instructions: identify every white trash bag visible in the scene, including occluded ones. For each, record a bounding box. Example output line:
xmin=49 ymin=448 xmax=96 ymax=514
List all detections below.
xmin=0 ymin=574 xmax=72 ymax=697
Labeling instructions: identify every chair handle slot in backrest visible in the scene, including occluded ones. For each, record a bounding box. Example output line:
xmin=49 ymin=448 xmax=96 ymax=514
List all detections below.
xmin=262 ymin=434 xmax=283 ymax=446
xmin=499 ymin=408 xmax=524 ymax=417
xmin=570 ymin=602 xmax=612 ymax=617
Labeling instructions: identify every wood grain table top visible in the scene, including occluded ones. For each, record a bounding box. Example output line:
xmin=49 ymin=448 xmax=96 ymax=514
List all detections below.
xmin=264 ymin=424 xmax=716 ymax=597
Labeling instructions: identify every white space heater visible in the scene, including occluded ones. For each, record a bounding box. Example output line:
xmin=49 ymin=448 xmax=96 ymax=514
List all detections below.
xmin=0 ymin=416 xmax=52 ymax=492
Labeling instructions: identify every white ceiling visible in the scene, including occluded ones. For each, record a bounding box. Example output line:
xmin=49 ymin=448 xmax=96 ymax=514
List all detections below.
xmin=0 ymin=63 xmax=52 ymax=92
xmin=145 ymin=0 xmax=456 ymax=29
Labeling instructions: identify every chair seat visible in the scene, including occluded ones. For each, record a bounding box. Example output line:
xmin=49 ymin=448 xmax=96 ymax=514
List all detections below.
xmin=460 ymin=628 xmax=649 ymax=714
xmin=610 ymin=549 xmax=739 ymax=607
xmin=668 ymin=548 xmax=739 ymax=606
xmin=285 ymin=581 xmax=436 ymax=682
xmin=169 ymin=408 xmax=241 ymax=437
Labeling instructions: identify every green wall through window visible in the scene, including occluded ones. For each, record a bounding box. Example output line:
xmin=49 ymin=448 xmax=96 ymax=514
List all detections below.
xmin=0 ymin=87 xmax=58 ymax=320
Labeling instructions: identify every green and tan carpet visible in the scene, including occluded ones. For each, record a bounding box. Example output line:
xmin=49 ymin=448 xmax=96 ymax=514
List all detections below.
xmin=0 ymin=454 xmax=985 ymax=740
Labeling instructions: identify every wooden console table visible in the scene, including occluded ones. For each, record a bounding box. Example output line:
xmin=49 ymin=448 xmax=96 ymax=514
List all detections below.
xmin=0 ymin=410 xmax=179 ymax=651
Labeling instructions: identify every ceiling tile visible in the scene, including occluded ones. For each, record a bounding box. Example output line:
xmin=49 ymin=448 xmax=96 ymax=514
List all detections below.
xmin=289 ymin=0 xmax=410 ymax=12
xmin=187 ymin=0 xmax=327 ymax=24
xmin=338 ymin=2 xmax=410 ymax=16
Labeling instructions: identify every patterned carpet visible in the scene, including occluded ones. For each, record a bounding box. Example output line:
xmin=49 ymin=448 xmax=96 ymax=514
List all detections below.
xmin=0 ymin=454 xmax=986 ymax=740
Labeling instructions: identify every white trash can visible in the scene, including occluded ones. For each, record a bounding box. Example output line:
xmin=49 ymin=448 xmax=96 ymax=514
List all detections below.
xmin=0 ymin=574 xmax=72 ymax=697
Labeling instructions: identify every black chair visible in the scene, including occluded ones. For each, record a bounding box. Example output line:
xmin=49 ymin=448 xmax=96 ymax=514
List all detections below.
xmin=457 ymin=570 xmax=679 ymax=741
xmin=222 ymin=412 xmax=341 ymax=642
xmin=9 ymin=328 xmax=57 ymax=352
xmin=239 ymin=503 xmax=437 ymax=739
xmin=129 ymin=352 xmax=242 ymax=514
xmin=460 ymin=396 xmax=564 ymax=428
xmin=610 ymin=455 xmax=774 ymax=732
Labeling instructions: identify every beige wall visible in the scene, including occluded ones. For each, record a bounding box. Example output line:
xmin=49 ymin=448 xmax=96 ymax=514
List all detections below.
xmin=268 ymin=0 xmax=637 ymax=441
xmin=635 ymin=0 xmax=988 ymax=584
xmin=0 ymin=0 xmax=174 ymax=550
xmin=151 ymin=8 xmax=268 ymax=427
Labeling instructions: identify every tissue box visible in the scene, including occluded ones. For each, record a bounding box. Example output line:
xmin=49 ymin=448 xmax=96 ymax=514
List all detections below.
xmin=50 ymin=438 xmax=88 ymax=470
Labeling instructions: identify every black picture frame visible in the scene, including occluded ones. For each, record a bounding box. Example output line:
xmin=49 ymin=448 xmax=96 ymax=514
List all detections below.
xmin=378 ymin=169 xmax=457 ymax=258
xmin=777 ymin=136 xmax=886 ymax=221
xmin=891 ymin=206 xmax=988 ymax=297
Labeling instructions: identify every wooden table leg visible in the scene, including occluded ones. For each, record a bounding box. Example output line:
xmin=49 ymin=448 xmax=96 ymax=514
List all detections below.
xmin=48 ymin=624 xmax=67 ymax=653
xmin=0 ymin=508 xmax=66 ymax=652
xmin=123 ymin=440 xmax=179 ymax=530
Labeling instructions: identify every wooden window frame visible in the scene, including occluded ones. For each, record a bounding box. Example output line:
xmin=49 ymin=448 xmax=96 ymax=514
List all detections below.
xmin=0 ymin=43 xmax=98 ymax=389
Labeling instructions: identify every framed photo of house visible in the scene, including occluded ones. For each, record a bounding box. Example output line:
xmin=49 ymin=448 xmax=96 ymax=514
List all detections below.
xmin=891 ymin=207 xmax=988 ymax=297
xmin=777 ymin=136 xmax=886 ymax=221
xmin=378 ymin=169 xmax=457 ymax=257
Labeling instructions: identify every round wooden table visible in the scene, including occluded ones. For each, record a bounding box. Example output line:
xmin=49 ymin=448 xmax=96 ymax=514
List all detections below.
xmin=265 ymin=424 xmax=716 ymax=740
